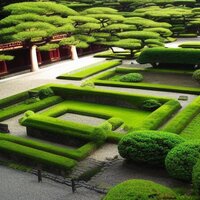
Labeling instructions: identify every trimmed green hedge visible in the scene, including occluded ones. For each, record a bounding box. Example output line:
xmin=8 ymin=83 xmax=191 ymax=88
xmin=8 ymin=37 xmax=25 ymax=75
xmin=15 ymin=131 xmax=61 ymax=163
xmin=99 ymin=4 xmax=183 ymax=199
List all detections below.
xmin=193 ymin=69 xmax=200 ymax=82
xmin=0 ymin=134 xmax=97 ymax=161
xmin=192 ymin=159 xmax=200 ymax=195
xmin=137 ymin=47 xmax=200 ymax=67
xmin=137 ymin=100 xmax=181 ymax=130
xmin=162 ymin=96 xmax=200 ymax=134
xmin=0 ymin=96 xmax=63 ymax=121
xmin=0 ymin=140 xmax=77 ymax=170
xmin=103 ymin=179 xmax=177 ymax=200
xmin=118 ymin=130 xmax=185 ymax=166
xmin=179 ymin=42 xmax=200 ymax=49
xmin=165 ymin=141 xmax=200 ymax=181
xmin=57 ymin=60 xmax=121 ymax=80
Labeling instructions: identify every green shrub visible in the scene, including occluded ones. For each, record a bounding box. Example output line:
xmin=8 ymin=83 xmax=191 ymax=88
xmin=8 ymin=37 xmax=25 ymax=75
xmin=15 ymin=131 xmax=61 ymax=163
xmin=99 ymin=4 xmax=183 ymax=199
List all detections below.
xmin=141 ymin=99 xmax=162 ymax=111
xmin=103 ymin=179 xmax=177 ymax=200
xmin=119 ymin=73 xmax=143 ymax=82
xmin=165 ymin=141 xmax=200 ymax=181
xmin=137 ymin=48 xmax=200 ymax=68
xmin=24 ymin=97 xmax=40 ymax=104
xmin=192 ymin=159 xmax=200 ymax=195
xmin=98 ymin=121 xmax=113 ymax=131
xmin=108 ymin=117 xmax=124 ymax=130
xmin=163 ymin=96 xmax=200 ymax=134
xmin=193 ymin=69 xmax=200 ymax=83
xmin=38 ymin=88 xmax=54 ymax=99
xmin=92 ymin=127 xmax=107 ymax=144
xmin=118 ymin=130 xmax=185 ymax=166
xmin=80 ymin=80 xmax=95 ymax=88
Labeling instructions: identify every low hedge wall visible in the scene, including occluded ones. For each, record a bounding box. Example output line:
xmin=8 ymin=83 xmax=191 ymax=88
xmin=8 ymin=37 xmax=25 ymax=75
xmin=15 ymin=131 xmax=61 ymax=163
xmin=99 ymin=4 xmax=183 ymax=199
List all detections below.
xmin=20 ymin=113 xmax=107 ymax=144
xmin=162 ymin=96 xmax=200 ymax=134
xmin=0 ymin=96 xmax=63 ymax=121
xmin=192 ymin=159 xmax=200 ymax=195
xmin=179 ymin=42 xmax=200 ymax=49
xmin=0 ymin=140 xmax=77 ymax=170
xmin=57 ymin=60 xmax=121 ymax=80
xmin=51 ymin=84 xmax=171 ymax=109
xmin=136 ymin=100 xmax=181 ymax=130
xmin=137 ymin=47 xmax=200 ymax=68
xmin=0 ymin=134 xmax=97 ymax=160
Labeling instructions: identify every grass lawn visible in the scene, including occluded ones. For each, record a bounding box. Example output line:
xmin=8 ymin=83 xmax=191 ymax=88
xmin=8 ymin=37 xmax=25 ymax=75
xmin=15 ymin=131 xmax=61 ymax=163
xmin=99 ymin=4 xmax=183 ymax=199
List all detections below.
xmin=41 ymin=100 xmax=151 ymax=128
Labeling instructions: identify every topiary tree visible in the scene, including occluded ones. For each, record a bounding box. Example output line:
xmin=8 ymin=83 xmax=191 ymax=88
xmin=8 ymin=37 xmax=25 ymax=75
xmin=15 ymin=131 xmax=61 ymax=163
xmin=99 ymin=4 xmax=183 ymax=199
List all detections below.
xmin=0 ymin=2 xmax=77 ymax=71
xmin=165 ymin=141 xmax=200 ymax=181
xmin=103 ymin=179 xmax=177 ymax=200
xmin=118 ymin=130 xmax=185 ymax=166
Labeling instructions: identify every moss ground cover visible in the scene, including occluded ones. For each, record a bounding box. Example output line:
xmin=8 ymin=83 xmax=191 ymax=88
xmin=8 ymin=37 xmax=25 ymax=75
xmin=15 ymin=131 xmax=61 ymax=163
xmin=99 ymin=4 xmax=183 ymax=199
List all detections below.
xmin=56 ymin=60 xmax=121 ymax=80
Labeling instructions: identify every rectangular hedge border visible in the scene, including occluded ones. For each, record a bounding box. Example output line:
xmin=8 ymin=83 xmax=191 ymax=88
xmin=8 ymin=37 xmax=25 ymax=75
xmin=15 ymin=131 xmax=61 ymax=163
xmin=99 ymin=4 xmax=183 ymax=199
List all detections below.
xmin=0 ymin=140 xmax=77 ymax=170
xmin=162 ymin=96 xmax=200 ymax=134
xmin=0 ymin=134 xmax=97 ymax=161
xmin=56 ymin=60 xmax=121 ymax=80
xmin=90 ymin=68 xmax=200 ymax=95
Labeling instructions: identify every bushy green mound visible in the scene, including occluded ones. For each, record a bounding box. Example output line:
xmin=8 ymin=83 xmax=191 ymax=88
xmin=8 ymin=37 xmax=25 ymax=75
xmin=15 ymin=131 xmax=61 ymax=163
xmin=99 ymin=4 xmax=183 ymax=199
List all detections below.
xmin=118 ymin=130 xmax=185 ymax=166
xmin=119 ymin=73 xmax=143 ymax=82
xmin=38 ymin=88 xmax=54 ymax=99
xmin=103 ymin=179 xmax=177 ymax=200
xmin=142 ymin=99 xmax=162 ymax=111
xmin=193 ymin=69 xmax=200 ymax=83
xmin=137 ymin=48 xmax=200 ymax=68
xmin=192 ymin=159 xmax=200 ymax=195
xmin=165 ymin=141 xmax=200 ymax=181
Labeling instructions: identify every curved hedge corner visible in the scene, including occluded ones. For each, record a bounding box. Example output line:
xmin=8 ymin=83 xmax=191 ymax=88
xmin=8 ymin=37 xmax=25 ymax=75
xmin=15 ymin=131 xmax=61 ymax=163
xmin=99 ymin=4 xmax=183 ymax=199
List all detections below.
xmin=165 ymin=141 xmax=200 ymax=181
xmin=192 ymin=159 xmax=200 ymax=195
xmin=118 ymin=130 xmax=185 ymax=166
xmin=103 ymin=179 xmax=176 ymax=200
xmin=136 ymin=48 xmax=200 ymax=68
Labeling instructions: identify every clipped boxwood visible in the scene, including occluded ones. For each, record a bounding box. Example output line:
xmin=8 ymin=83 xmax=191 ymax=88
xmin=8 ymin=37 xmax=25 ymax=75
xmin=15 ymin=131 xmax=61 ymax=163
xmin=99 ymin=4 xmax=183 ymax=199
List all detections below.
xmin=118 ymin=130 xmax=185 ymax=166
xmin=141 ymin=99 xmax=162 ymax=111
xmin=165 ymin=141 xmax=200 ymax=181
xmin=119 ymin=73 xmax=143 ymax=82
xmin=192 ymin=159 xmax=200 ymax=195
xmin=103 ymin=179 xmax=177 ymax=200
xmin=193 ymin=69 xmax=200 ymax=83
xmin=137 ymin=47 xmax=200 ymax=68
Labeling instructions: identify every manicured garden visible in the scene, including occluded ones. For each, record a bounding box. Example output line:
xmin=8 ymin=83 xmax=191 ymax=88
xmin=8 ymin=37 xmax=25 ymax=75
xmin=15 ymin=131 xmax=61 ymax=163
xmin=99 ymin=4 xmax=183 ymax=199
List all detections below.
xmin=2 ymin=1 xmax=200 ymax=200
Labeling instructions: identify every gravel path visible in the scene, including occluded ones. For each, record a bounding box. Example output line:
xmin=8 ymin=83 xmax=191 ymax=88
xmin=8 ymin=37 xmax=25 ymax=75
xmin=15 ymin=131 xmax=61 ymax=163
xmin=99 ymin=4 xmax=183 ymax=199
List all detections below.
xmin=0 ymin=166 xmax=103 ymax=200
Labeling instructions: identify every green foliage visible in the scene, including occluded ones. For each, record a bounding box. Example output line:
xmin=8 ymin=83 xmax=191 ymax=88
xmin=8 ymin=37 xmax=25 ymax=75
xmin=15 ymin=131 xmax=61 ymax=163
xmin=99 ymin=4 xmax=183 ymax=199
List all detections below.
xmin=0 ymin=54 xmax=14 ymax=61
xmin=107 ymin=117 xmax=124 ymax=130
xmin=92 ymin=127 xmax=107 ymax=143
xmin=138 ymin=100 xmax=181 ymax=130
xmin=143 ymin=27 xmax=172 ymax=37
xmin=179 ymin=42 xmax=200 ymax=49
xmin=38 ymin=43 xmax=59 ymax=51
xmin=24 ymin=97 xmax=40 ymax=105
xmin=163 ymin=96 xmax=200 ymax=134
xmin=57 ymin=60 xmax=121 ymax=80
xmin=0 ymin=140 xmax=76 ymax=170
xmin=80 ymin=80 xmax=95 ymax=88
xmin=142 ymin=99 xmax=162 ymax=111
xmin=119 ymin=73 xmax=143 ymax=82
xmin=193 ymin=69 xmax=200 ymax=83
xmin=192 ymin=159 xmax=200 ymax=195
xmin=118 ymin=130 xmax=185 ymax=166
xmin=81 ymin=7 xmax=118 ymax=14
xmin=38 ymin=88 xmax=54 ymax=99
xmin=137 ymin=48 xmax=200 ymax=67
xmin=165 ymin=141 xmax=200 ymax=181
xmin=117 ymin=31 xmax=160 ymax=40
xmin=103 ymin=179 xmax=177 ymax=200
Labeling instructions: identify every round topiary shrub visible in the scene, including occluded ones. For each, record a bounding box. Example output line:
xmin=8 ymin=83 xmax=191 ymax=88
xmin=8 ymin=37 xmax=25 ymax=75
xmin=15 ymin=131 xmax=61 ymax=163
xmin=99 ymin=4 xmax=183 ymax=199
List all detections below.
xmin=119 ymin=73 xmax=143 ymax=82
xmin=192 ymin=159 xmax=200 ymax=195
xmin=38 ymin=88 xmax=54 ymax=99
xmin=118 ymin=130 xmax=185 ymax=166
xmin=165 ymin=141 xmax=200 ymax=181
xmin=142 ymin=99 xmax=162 ymax=111
xmin=103 ymin=179 xmax=177 ymax=200
xmin=192 ymin=69 xmax=200 ymax=83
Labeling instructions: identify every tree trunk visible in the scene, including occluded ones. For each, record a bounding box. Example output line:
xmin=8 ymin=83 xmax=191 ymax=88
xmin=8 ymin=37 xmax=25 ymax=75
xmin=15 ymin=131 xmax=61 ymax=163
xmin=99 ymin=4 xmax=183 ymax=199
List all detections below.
xmin=30 ymin=45 xmax=39 ymax=72
xmin=71 ymin=45 xmax=78 ymax=60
